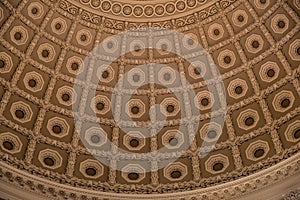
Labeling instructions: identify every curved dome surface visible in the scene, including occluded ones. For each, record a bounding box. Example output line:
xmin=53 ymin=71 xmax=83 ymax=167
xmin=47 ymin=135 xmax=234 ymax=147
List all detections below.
xmin=0 ymin=0 xmax=300 ymax=199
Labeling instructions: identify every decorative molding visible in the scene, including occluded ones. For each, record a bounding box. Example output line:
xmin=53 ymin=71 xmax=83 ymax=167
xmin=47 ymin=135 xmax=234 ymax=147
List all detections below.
xmin=0 ymin=152 xmax=299 ymax=199
xmin=0 ymin=0 xmax=299 ymax=199
xmin=281 ymin=189 xmax=300 ymax=200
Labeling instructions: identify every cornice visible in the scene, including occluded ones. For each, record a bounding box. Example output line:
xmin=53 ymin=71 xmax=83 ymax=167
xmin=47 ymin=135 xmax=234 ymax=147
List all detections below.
xmin=0 ymin=152 xmax=299 ymax=199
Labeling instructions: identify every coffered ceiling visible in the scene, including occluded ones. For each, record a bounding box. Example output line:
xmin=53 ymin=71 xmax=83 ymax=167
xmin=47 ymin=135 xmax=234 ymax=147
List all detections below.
xmin=0 ymin=0 xmax=299 ymax=199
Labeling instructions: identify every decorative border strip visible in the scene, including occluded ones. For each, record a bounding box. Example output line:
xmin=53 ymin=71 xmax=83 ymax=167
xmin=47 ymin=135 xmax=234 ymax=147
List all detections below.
xmin=0 ymin=152 xmax=299 ymax=199
xmin=59 ymin=0 xmax=238 ymax=24
xmin=73 ymin=0 xmax=213 ymax=20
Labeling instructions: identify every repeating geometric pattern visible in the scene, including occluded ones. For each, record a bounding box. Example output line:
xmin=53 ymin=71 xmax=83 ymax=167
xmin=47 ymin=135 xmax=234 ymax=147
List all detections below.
xmin=0 ymin=0 xmax=299 ymax=199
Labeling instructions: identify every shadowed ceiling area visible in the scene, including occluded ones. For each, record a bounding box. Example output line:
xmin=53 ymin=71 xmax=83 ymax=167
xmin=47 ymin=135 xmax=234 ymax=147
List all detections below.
xmin=0 ymin=0 xmax=300 ymax=199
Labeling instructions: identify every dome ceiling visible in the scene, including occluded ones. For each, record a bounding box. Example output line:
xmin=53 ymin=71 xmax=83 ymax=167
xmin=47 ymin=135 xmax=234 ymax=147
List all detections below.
xmin=0 ymin=0 xmax=300 ymax=199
